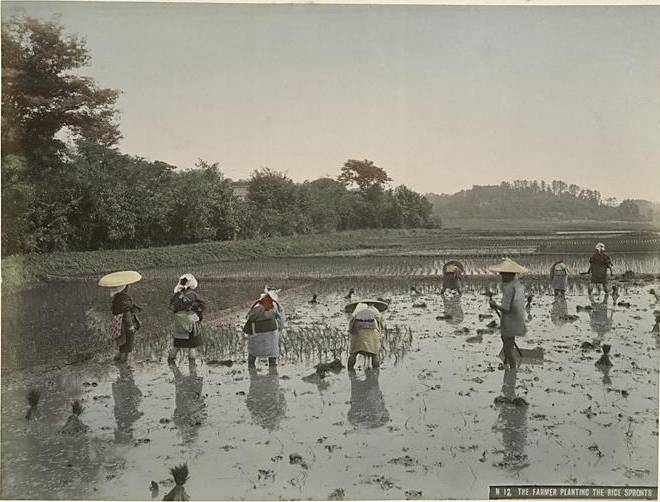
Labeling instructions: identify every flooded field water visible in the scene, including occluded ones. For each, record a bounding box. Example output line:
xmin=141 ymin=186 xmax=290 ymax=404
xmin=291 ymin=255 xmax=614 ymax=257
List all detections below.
xmin=2 ymin=244 xmax=659 ymax=499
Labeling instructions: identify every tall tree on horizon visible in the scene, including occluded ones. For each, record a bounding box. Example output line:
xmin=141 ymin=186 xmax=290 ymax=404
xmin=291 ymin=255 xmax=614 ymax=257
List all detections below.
xmin=338 ymin=159 xmax=391 ymax=193
xmin=1 ymin=15 xmax=121 ymax=169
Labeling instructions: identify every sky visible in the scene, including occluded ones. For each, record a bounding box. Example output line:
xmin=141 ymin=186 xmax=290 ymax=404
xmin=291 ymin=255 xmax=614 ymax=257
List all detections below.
xmin=3 ymin=2 xmax=660 ymax=201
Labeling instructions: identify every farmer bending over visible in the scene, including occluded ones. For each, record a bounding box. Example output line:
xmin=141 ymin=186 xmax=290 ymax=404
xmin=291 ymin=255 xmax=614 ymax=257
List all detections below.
xmin=346 ymin=300 xmax=388 ymax=371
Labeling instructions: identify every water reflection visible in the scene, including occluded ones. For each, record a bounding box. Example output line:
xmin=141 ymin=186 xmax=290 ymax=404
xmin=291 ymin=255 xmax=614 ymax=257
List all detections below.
xmin=589 ymin=295 xmax=614 ymax=337
xmin=246 ymin=367 xmax=287 ymax=431
xmin=596 ymin=365 xmax=612 ymax=385
xmin=112 ymin=365 xmax=143 ymax=443
xmin=550 ymin=298 xmax=568 ymax=327
xmin=347 ymin=369 xmax=390 ymax=429
xmin=442 ymin=295 xmax=464 ymax=325
xmin=170 ymin=360 xmax=206 ymax=442
xmin=495 ymin=369 xmax=529 ymax=471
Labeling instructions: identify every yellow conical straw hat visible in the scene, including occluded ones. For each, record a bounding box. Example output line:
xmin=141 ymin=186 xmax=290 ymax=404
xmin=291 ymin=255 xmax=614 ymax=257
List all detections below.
xmin=488 ymin=258 xmax=529 ymax=274
xmin=344 ymin=298 xmax=389 ymax=313
xmin=98 ymin=270 xmax=142 ymax=288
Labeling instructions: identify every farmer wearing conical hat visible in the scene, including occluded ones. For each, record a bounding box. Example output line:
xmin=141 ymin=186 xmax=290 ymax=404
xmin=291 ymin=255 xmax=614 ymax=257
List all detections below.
xmin=549 ymin=259 xmax=569 ymax=298
xmin=440 ymin=260 xmax=464 ymax=296
xmin=168 ymin=273 xmax=205 ymax=363
xmin=587 ymin=242 xmax=613 ymax=296
xmin=488 ymin=259 xmax=529 ymax=370
xmin=98 ymin=271 xmax=142 ymax=363
xmin=345 ymin=299 xmax=388 ymax=371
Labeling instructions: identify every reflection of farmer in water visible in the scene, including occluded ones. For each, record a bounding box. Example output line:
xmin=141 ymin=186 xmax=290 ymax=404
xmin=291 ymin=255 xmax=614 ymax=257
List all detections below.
xmin=170 ymin=360 xmax=206 ymax=443
xmin=550 ymin=297 xmax=569 ymax=327
xmin=348 ymin=369 xmax=390 ymax=429
xmin=112 ymin=365 xmax=143 ymax=443
xmin=246 ymin=367 xmax=287 ymax=431
xmin=443 ymin=294 xmax=465 ymax=325
xmin=589 ymin=295 xmax=614 ymax=337
xmin=495 ymin=369 xmax=529 ymax=471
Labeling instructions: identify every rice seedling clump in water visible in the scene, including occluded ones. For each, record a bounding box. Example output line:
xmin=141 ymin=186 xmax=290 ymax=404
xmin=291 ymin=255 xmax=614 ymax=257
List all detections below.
xmin=61 ymin=400 xmax=89 ymax=434
xmin=163 ymin=463 xmax=190 ymax=501
xmin=25 ymin=389 xmax=41 ymax=420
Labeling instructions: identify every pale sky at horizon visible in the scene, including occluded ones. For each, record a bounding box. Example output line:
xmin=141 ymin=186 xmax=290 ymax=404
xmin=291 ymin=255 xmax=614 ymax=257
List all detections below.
xmin=3 ymin=2 xmax=660 ymax=201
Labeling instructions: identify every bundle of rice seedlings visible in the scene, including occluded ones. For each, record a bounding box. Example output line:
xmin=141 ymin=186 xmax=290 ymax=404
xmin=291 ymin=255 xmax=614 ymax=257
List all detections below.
xmin=61 ymin=400 xmax=89 ymax=434
xmin=25 ymin=389 xmax=41 ymax=420
xmin=162 ymin=463 xmax=190 ymax=501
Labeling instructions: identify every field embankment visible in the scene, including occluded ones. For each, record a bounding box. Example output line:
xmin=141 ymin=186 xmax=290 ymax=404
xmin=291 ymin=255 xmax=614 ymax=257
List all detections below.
xmin=3 ymin=227 xmax=659 ymax=290
xmin=1 ymin=229 xmax=447 ymax=290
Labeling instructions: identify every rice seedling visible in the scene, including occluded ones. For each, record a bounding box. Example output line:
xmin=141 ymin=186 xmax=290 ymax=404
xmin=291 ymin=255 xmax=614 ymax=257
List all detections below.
xmin=162 ymin=463 xmax=190 ymax=501
xmin=25 ymin=389 xmax=41 ymax=420
xmin=61 ymin=400 xmax=89 ymax=434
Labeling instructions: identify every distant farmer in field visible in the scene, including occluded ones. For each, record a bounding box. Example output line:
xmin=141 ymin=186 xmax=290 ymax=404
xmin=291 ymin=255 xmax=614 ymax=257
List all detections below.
xmin=488 ymin=259 xmax=529 ymax=370
xmin=244 ymin=286 xmax=287 ymax=368
xmin=587 ymin=243 xmax=613 ymax=295
xmin=440 ymin=260 xmax=464 ymax=295
xmin=168 ymin=273 xmax=205 ymax=363
xmin=98 ymin=270 xmax=142 ymax=363
xmin=549 ymin=259 xmax=569 ymax=297
xmin=345 ymin=299 xmax=388 ymax=371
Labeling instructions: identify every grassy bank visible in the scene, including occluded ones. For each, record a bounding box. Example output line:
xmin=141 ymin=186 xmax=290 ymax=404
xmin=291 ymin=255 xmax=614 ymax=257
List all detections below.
xmin=1 ymin=229 xmax=446 ymax=290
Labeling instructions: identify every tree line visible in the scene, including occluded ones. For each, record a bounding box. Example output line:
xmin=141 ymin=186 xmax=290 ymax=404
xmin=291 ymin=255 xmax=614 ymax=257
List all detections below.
xmin=1 ymin=16 xmax=434 ymax=255
xmin=426 ymin=180 xmax=651 ymax=222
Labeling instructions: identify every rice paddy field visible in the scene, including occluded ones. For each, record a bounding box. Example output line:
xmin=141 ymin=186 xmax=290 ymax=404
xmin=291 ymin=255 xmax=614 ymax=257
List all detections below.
xmin=1 ymin=231 xmax=659 ymax=500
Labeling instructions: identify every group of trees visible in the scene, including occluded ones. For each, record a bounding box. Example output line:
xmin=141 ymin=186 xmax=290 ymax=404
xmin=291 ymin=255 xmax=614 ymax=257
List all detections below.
xmin=426 ymin=180 xmax=649 ymax=221
xmin=1 ymin=16 xmax=433 ymax=255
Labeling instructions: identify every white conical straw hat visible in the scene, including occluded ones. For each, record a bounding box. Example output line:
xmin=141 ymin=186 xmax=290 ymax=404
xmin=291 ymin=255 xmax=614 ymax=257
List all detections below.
xmin=98 ymin=270 xmax=142 ymax=288
xmin=488 ymin=258 xmax=529 ymax=274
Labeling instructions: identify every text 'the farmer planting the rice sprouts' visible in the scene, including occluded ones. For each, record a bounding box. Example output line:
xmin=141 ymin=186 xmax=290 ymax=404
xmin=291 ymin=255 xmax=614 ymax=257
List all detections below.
xmin=488 ymin=258 xmax=529 ymax=370
xmin=345 ymin=299 xmax=388 ymax=371
xmin=244 ymin=286 xmax=287 ymax=368
xmin=168 ymin=274 xmax=205 ymax=363
xmin=587 ymin=242 xmax=613 ymax=296
xmin=98 ymin=270 xmax=142 ymax=363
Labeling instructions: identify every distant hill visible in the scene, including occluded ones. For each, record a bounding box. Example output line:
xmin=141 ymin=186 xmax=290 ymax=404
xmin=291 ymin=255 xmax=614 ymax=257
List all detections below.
xmin=631 ymin=199 xmax=660 ymax=220
xmin=425 ymin=180 xmax=659 ymax=224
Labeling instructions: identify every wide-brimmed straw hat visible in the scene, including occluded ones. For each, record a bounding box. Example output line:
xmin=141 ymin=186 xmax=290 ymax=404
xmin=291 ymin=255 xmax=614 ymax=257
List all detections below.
xmin=344 ymin=299 xmax=389 ymax=313
xmin=98 ymin=270 xmax=142 ymax=288
xmin=488 ymin=258 xmax=529 ymax=274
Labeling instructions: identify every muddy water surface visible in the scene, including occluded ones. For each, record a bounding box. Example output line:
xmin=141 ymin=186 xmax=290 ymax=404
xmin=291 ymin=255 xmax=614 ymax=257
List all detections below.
xmin=2 ymin=275 xmax=659 ymax=499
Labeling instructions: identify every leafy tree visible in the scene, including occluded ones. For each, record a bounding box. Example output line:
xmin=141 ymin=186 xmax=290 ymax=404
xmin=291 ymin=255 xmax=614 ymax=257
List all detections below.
xmin=338 ymin=159 xmax=391 ymax=192
xmin=247 ymin=168 xmax=310 ymax=236
xmin=2 ymin=16 xmax=121 ymax=167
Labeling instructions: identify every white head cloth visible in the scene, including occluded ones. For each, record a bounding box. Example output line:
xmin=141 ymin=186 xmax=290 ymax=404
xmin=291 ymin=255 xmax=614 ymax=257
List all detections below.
xmin=262 ymin=285 xmax=281 ymax=302
xmin=174 ymin=273 xmax=198 ymax=293
xmin=595 ymin=242 xmax=605 ymax=251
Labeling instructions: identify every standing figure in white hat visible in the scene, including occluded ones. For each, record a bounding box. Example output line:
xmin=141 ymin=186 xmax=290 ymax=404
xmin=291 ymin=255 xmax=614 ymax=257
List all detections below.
xmin=244 ymin=286 xmax=287 ymax=368
xmin=168 ymin=273 xmax=205 ymax=363
xmin=587 ymin=243 xmax=613 ymax=296
xmin=488 ymin=258 xmax=529 ymax=370
xmin=99 ymin=271 xmax=143 ymax=363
